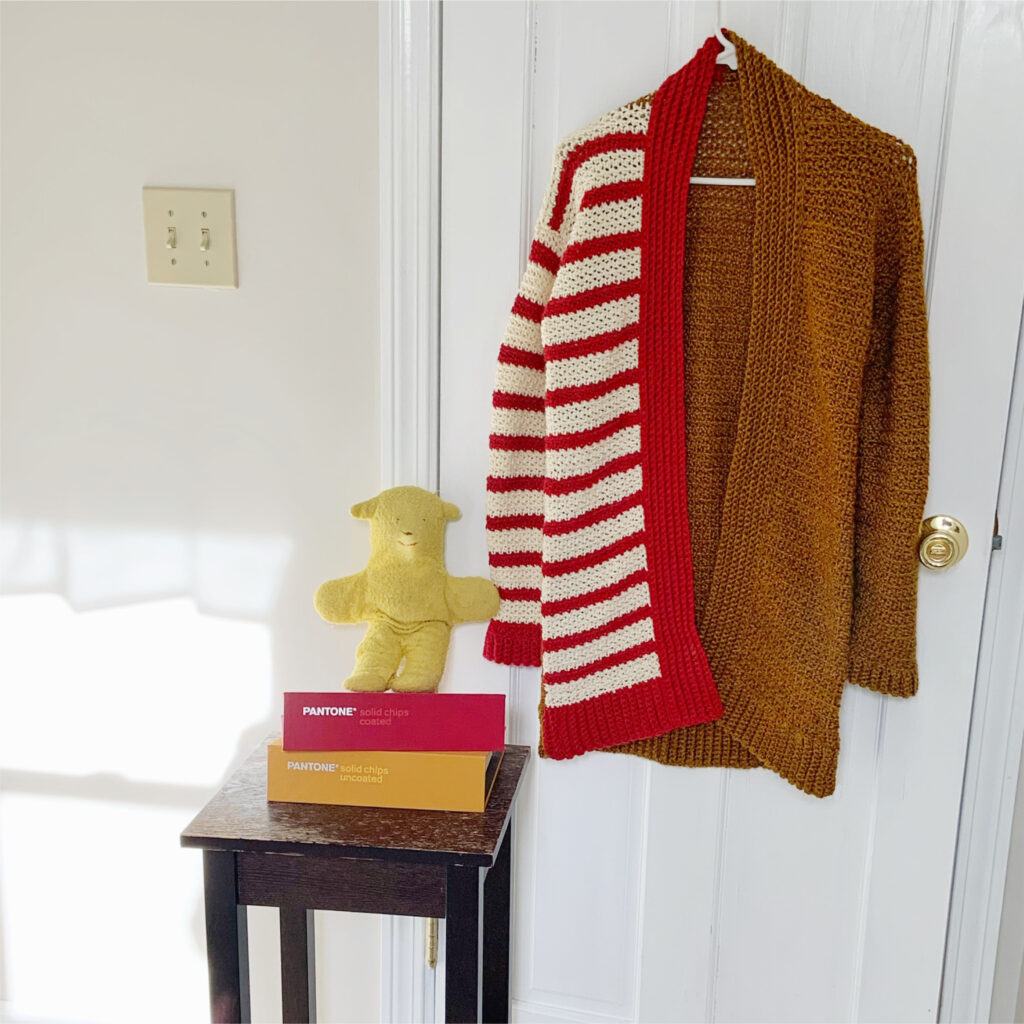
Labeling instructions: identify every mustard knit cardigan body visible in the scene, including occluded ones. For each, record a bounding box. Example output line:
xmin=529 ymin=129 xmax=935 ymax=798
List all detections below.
xmin=482 ymin=31 xmax=930 ymax=798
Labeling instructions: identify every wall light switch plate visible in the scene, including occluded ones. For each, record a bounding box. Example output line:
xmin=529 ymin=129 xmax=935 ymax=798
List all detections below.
xmin=142 ymin=186 xmax=238 ymax=288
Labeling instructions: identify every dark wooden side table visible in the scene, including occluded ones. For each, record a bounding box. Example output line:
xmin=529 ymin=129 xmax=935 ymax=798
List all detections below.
xmin=181 ymin=739 xmax=530 ymax=1024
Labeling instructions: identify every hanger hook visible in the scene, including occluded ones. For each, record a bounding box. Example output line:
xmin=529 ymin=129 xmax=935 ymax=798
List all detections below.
xmin=714 ymin=26 xmax=738 ymax=70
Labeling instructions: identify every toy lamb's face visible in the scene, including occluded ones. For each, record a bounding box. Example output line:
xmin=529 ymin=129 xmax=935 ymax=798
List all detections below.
xmin=351 ymin=486 xmax=460 ymax=562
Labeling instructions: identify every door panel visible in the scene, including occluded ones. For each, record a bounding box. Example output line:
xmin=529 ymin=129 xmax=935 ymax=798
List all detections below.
xmin=438 ymin=3 xmax=1024 ymax=1021
xmin=857 ymin=6 xmax=1024 ymax=1019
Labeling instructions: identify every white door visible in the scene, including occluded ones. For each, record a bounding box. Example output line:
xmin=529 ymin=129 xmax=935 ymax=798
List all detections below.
xmin=436 ymin=3 xmax=1024 ymax=1021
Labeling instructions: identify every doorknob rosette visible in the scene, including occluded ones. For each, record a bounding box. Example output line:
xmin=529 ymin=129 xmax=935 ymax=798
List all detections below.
xmin=918 ymin=515 xmax=968 ymax=570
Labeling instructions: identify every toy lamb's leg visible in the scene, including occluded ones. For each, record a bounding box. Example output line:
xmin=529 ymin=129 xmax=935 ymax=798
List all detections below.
xmin=391 ymin=622 xmax=450 ymax=693
xmin=345 ymin=621 xmax=402 ymax=692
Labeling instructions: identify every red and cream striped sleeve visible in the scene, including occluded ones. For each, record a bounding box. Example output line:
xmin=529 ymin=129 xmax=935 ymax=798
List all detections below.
xmin=483 ymin=142 xmax=573 ymax=667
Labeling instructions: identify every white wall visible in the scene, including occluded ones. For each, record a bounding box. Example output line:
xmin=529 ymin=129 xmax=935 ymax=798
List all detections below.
xmin=0 ymin=3 xmax=381 ymax=1021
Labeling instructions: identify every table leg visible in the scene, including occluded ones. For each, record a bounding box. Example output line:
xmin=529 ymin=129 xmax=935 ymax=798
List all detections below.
xmin=445 ymin=864 xmax=484 ymax=1023
xmin=482 ymin=820 xmax=512 ymax=1023
xmin=280 ymin=907 xmax=316 ymax=1023
xmin=203 ymin=850 xmax=251 ymax=1024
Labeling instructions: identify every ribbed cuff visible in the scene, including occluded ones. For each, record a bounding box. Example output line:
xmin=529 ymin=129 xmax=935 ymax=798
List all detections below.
xmin=483 ymin=620 xmax=542 ymax=667
xmin=849 ymin=660 xmax=919 ymax=698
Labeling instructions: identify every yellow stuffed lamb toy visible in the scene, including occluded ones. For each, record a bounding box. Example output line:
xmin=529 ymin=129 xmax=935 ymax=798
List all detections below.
xmin=314 ymin=486 xmax=500 ymax=692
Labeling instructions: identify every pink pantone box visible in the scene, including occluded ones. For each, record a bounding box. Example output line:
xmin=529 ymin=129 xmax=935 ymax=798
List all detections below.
xmin=281 ymin=692 xmax=506 ymax=752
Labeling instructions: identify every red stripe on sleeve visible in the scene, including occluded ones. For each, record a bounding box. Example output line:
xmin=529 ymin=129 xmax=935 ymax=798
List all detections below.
xmin=490 ymin=434 xmax=545 ymax=452
xmin=544 ymin=451 xmax=642 ymax=495
xmin=542 ymin=530 xmax=645 ymax=577
xmin=529 ymin=239 xmax=561 ymax=275
xmin=490 ymin=551 xmax=544 ymax=568
xmin=497 ymin=586 xmax=542 ymax=602
xmin=542 ymin=279 xmax=640 ymax=318
xmin=545 ymin=367 xmax=639 ymax=407
xmin=542 ymin=639 xmax=658 ymax=684
xmin=543 ymin=491 xmax=643 ymax=535
xmin=561 ymin=231 xmax=642 ymax=265
xmin=498 ymin=344 xmax=545 ymax=371
xmin=549 ymin=134 xmax=646 ymax=231
xmin=493 ymin=392 xmax=545 ymax=412
xmin=580 ymin=178 xmax=644 ymax=210
xmin=543 ymin=605 xmax=652 ymax=653
xmin=487 ymin=513 xmax=545 ymax=531
xmin=546 ymin=410 xmax=641 ymax=450
xmin=487 ymin=474 xmax=545 ymax=493
xmin=541 ymin=568 xmax=648 ymax=616
xmin=544 ymin=325 xmax=639 ymax=363
xmin=511 ymin=295 xmax=544 ymax=322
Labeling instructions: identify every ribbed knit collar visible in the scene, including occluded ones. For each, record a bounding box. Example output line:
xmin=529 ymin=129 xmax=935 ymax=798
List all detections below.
xmin=639 ymin=31 xmax=805 ymax=692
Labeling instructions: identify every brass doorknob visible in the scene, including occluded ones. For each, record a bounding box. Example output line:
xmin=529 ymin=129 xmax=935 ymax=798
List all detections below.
xmin=918 ymin=515 xmax=968 ymax=569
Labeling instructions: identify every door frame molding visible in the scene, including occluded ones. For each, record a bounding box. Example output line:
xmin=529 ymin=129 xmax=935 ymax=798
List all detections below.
xmin=377 ymin=1 xmax=442 ymax=1021
xmin=379 ymin=0 xmax=442 ymax=494
xmin=941 ymin=310 xmax=1024 ymax=1022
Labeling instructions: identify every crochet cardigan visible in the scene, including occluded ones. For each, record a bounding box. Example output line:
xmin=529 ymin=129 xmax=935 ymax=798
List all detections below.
xmin=482 ymin=30 xmax=929 ymax=798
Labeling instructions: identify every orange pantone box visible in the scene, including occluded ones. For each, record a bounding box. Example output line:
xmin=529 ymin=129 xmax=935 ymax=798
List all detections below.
xmin=267 ymin=737 xmax=502 ymax=812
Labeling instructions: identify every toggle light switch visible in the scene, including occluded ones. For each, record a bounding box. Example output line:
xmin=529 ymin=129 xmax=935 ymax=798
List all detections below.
xmin=142 ymin=186 xmax=238 ymax=288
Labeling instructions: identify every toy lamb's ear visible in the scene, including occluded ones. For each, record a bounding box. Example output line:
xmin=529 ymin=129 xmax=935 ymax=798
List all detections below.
xmin=442 ymin=501 xmax=461 ymax=521
xmin=350 ymin=497 xmax=379 ymax=520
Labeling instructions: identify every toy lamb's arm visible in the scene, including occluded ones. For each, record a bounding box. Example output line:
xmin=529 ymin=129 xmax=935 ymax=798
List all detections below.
xmin=445 ymin=575 xmax=500 ymax=625
xmin=315 ymin=572 xmax=371 ymax=624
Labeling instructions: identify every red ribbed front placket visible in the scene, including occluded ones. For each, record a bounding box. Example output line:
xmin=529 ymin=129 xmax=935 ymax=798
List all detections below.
xmin=633 ymin=34 xmax=724 ymax=725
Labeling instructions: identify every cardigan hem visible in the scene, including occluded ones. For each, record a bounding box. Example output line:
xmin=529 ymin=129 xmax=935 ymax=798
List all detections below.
xmin=717 ymin=681 xmax=840 ymax=797
xmin=610 ymin=680 xmax=841 ymax=797
xmin=542 ymin=671 xmax=724 ymax=760
xmin=610 ymin=717 xmax=763 ymax=768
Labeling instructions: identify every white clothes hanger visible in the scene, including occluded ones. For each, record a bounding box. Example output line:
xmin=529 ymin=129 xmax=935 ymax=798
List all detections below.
xmin=714 ymin=27 xmax=738 ymax=71
xmin=689 ymin=28 xmax=756 ymax=187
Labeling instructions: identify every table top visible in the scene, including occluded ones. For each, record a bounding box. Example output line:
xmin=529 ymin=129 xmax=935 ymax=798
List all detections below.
xmin=181 ymin=738 xmax=530 ymax=867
